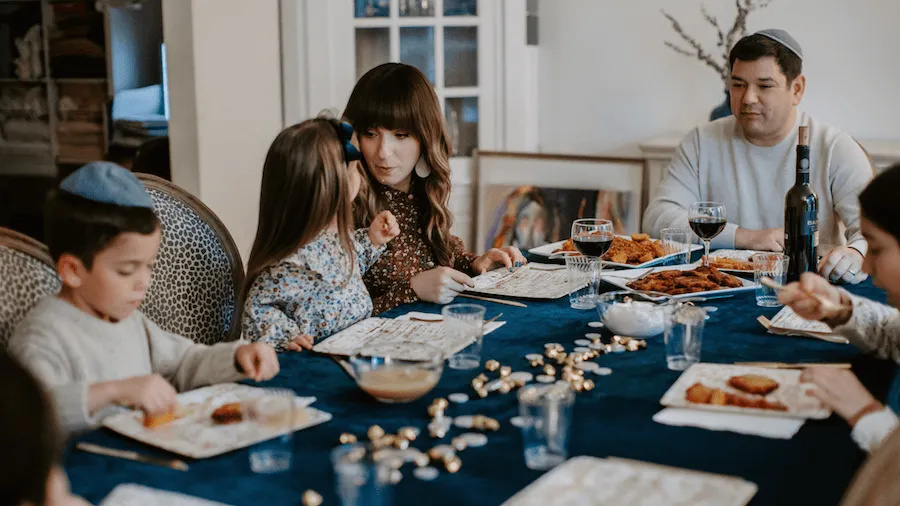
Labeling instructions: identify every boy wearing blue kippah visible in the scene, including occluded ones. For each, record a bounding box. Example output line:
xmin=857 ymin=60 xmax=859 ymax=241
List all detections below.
xmin=9 ymin=162 xmax=280 ymax=434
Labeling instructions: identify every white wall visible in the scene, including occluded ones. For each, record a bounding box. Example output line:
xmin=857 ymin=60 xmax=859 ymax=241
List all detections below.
xmin=162 ymin=0 xmax=284 ymax=260
xmin=538 ymin=0 xmax=900 ymax=155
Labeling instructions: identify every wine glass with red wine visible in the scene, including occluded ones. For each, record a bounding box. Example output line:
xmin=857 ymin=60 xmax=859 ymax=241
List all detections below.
xmin=571 ymin=219 xmax=614 ymax=257
xmin=688 ymin=202 xmax=727 ymax=267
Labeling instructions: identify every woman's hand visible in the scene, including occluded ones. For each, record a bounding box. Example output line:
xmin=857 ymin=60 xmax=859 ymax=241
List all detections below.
xmin=801 ymin=367 xmax=878 ymax=421
xmin=472 ymin=246 xmax=527 ymax=274
xmin=411 ymin=267 xmax=474 ymax=304
xmin=778 ymin=272 xmax=852 ymax=325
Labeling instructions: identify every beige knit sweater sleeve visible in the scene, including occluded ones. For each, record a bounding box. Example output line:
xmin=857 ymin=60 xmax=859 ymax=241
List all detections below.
xmin=141 ymin=315 xmax=246 ymax=392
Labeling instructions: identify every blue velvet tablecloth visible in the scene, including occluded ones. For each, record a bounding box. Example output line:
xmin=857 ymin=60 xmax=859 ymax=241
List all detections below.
xmin=66 ymin=280 xmax=893 ymax=506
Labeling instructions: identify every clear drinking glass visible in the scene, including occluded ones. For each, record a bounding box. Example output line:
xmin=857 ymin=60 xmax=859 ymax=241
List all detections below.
xmin=565 ymin=255 xmax=602 ymax=310
xmin=753 ymin=253 xmax=790 ymax=307
xmin=660 ymin=228 xmax=691 ymax=264
xmin=664 ymin=305 xmax=706 ymax=371
xmin=442 ymin=304 xmax=485 ymax=370
xmin=517 ymin=383 xmax=575 ymax=470
xmin=331 ymin=444 xmax=393 ymax=506
xmin=247 ymin=388 xmax=295 ymax=473
xmin=688 ymin=202 xmax=727 ymax=267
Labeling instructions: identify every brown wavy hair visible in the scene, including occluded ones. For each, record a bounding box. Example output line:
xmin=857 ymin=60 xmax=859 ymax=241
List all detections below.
xmin=243 ymin=117 xmax=356 ymax=302
xmin=344 ymin=63 xmax=456 ymax=267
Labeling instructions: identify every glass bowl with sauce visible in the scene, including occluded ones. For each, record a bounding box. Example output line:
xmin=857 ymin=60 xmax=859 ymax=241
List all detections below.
xmin=349 ymin=343 xmax=444 ymax=403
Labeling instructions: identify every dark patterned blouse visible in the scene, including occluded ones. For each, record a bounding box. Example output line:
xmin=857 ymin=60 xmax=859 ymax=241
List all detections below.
xmin=362 ymin=181 xmax=477 ymax=315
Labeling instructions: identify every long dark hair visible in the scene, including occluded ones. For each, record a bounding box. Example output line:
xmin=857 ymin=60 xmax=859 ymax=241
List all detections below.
xmin=0 ymin=350 xmax=61 ymax=506
xmin=859 ymin=163 xmax=900 ymax=244
xmin=244 ymin=118 xmax=356 ymax=301
xmin=344 ymin=63 xmax=456 ymax=267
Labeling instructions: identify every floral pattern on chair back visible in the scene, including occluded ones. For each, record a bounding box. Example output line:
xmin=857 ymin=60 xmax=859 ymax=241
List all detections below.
xmin=138 ymin=175 xmax=244 ymax=344
xmin=0 ymin=230 xmax=61 ymax=347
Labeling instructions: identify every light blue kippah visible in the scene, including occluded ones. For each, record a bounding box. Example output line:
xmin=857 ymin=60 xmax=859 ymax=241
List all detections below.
xmin=59 ymin=161 xmax=154 ymax=209
xmin=754 ymin=29 xmax=803 ymax=61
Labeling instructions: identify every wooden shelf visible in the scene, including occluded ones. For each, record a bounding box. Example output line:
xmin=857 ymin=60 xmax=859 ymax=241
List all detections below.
xmin=0 ymin=141 xmax=52 ymax=151
xmin=53 ymin=77 xmax=108 ymax=84
xmin=0 ymin=78 xmax=48 ymax=84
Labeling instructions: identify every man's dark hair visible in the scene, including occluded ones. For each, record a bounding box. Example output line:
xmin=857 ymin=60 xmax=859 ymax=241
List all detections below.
xmin=45 ymin=190 xmax=160 ymax=268
xmin=729 ymin=34 xmax=802 ymax=84
xmin=0 ymin=350 xmax=60 ymax=506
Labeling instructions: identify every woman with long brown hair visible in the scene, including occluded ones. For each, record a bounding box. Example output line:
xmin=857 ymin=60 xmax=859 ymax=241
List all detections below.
xmin=344 ymin=63 xmax=526 ymax=314
xmin=242 ymin=117 xmax=399 ymax=351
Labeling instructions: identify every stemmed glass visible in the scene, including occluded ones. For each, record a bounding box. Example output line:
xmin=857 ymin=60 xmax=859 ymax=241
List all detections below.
xmin=688 ymin=202 xmax=727 ymax=267
xmin=570 ymin=219 xmax=614 ymax=258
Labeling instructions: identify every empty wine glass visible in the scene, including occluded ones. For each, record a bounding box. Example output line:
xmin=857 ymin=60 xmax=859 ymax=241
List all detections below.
xmin=688 ymin=202 xmax=727 ymax=267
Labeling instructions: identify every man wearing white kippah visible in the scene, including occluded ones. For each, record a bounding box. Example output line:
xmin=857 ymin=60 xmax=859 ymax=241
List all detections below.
xmin=643 ymin=29 xmax=873 ymax=284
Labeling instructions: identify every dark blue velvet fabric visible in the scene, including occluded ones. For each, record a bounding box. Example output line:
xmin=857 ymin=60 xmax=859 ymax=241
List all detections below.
xmin=66 ymin=280 xmax=893 ymax=506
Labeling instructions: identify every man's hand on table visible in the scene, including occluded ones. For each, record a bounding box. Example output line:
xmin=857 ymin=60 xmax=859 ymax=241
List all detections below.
xmin=734 ymin=227 xmax=784 ymax=251
xmin=819 ymin=246 xmax=867 ymax=285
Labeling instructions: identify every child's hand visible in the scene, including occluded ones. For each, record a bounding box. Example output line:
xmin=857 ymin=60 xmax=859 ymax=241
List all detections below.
xmin=286 ymin=334 xmax=315 ymax=352
xmin=369 ymin=210 xmax=400 ymax=246
xmin=235 ymin=342 xmax=280 ymax=382
xmin=113 ymin=374 xmax=178 ymax=415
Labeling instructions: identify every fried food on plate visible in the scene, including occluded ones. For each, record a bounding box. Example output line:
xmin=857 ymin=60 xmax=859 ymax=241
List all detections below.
xmin=627 ymin=266 xmax=743 ymax=295
xmin=705 ymin=256 xmax=754 ymax=271
xmin=211 ymin=402 xmax=244 ymax=425
xmin=684 ymin=382 xmax=788 ymax=411
xmin=143 ymin=407 xmax=182 ymax=429
xmin=552 ymin=238 xmax=578 ymax=254
xmin=728 ymin=374 xmax=780 ymax=395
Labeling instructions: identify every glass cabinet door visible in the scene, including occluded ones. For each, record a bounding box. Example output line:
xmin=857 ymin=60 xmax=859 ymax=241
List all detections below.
xmin=351 ymin=0 xmax=490 ymax=156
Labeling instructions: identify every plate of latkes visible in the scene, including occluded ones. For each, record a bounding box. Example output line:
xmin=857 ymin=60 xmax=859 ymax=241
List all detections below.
xmin=102 ymin=383 xmax=331 ymax=458
xmin=603 ymin=265 xmax=755 ymax=299
xmin=528 ymin=234 xmax=703 ymax=268
xmin=661 ymin=363 xmax=830 ymax=419
xmin=705 ymin=250 xmax=766 ymax=273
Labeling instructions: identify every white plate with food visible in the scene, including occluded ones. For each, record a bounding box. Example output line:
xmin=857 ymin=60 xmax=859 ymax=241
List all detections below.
xmin=602 ymin=264 xmax=755 ymax=300
xmin=660 ymin=363 xmax=830 ymax=419
xmin=528 ymin=234 xmax=702 ymax=269
xmin=102 ymin=383 xmax=331 ymax=459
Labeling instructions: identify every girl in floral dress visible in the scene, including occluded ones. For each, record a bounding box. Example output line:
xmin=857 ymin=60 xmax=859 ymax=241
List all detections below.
xmin=242 ymin=117 xmax=399 ymax=352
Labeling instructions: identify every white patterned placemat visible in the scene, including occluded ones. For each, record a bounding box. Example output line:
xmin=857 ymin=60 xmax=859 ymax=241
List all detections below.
xmin=502 ymin=456 xmax=757 ymax=506
xmin=100 ymin=484 xmax=230 ymax=506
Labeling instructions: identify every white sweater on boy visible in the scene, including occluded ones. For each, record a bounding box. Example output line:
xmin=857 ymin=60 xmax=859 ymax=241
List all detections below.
xmin=9 ymin=296 xmax=245 ymax=433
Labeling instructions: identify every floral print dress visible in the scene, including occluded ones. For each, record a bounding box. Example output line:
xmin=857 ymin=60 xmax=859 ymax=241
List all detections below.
xmin=242 ymin=229 xmax=385 ymax=351
xmin=363 ymin=180 xmax=478 ymax=315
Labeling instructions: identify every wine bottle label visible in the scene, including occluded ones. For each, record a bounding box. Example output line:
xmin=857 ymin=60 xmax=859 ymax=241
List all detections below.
xmin=799 ymin=157 xmax=810 ymax=174
xmin=800 ymin=211 xmax=817 ymax=235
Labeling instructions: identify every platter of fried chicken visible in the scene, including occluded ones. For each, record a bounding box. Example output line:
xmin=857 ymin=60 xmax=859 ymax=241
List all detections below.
xmin=603 ymin=265 xmax=755 ymax=299
xmin=660 ymin=363 xmax=830 ymax=419
xmin=527 ymin=234 xmax=702 ymax=268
